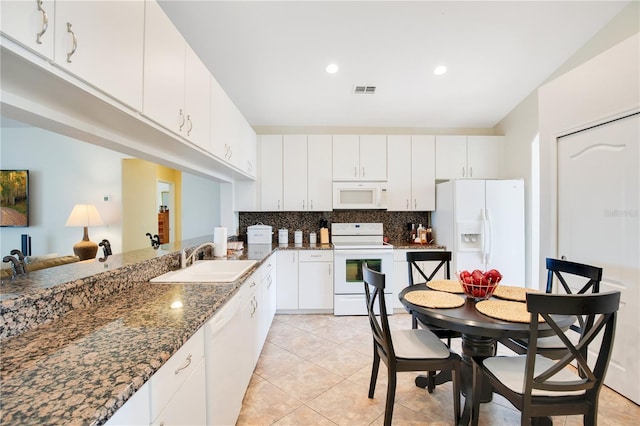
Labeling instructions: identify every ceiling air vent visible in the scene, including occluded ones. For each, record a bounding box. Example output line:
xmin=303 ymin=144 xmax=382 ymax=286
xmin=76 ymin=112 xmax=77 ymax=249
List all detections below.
xmin=353 ymin=85 xmax=376 ymax=95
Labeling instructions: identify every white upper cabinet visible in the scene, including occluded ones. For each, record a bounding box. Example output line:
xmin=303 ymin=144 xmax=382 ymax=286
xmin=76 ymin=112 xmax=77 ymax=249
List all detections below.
xmin=210 ymin=75 xmax=256 ymax=177
xmin=184 ymin=46 xmax=212 ymax=151
xmin=259 ymin=135 xmax=283 ymax=211
xmin=54 ymin=0 xmax=144 ymax=110
xmin=435 ymin=135 xmax=504 ymax=179
xmin=143 ymin=0 xmax=186 ymax=132
xmin=1 ymin=0 xmax=55 ymax=59
xmin=411 ymin=135 xmax=436 ymax=211
xmin=332 ymin=135 xmax=387 ymax=181
xmin=466 ymin=135 xmax=504 ymax=179
xmin=387 ymin=135 xmax=435 ymax=211
xmin=281 ymin=134 xmax=332 ymax=211
xmin=143 ymin=0 xmax=210 ymax=148
xmin=5 ymin=0 xmax=147 ymax=111
xmin=283 ymin=135 xmax=308 ymax=211
xmin=306 ymin=135 xmax=333 ymax=211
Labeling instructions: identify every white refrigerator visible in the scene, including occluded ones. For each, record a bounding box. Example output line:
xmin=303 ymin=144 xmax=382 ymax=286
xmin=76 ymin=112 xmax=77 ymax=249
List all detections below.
xmin=432 ymin=179 xmax=525 ymax=286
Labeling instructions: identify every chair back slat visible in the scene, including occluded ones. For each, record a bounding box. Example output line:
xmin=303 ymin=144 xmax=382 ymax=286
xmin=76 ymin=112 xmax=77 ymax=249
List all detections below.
xmin=545 ymin=258 xmax=603 ymax=334
xmin=363 ymin=263 xmax=395 ymax=362
xmin=406 ymin=251 xmax=452 ymax=286
xmin=524 ymin=291 xmax=620 ymax=396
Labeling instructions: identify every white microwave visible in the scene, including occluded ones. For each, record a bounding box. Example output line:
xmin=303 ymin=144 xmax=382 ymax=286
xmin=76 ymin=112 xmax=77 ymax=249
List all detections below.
xmin=333 ymin=182 xmax=388 ymax=210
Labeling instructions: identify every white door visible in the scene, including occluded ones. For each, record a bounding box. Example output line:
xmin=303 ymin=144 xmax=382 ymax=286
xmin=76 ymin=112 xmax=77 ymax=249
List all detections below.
xmin=411 ymin=135 xmax=436 ymax=211
xmin=557 ymin=112 xmax=639 ymax=404
xmin=332 ymin=134 xmax=359 ymax=180
xmin=387 ymin=135 xmax=412 ymax=210
xmin=259 ymin=135 xmax=283 ymax=211
xmin=359 ymin=135 xmax=387 ymax=180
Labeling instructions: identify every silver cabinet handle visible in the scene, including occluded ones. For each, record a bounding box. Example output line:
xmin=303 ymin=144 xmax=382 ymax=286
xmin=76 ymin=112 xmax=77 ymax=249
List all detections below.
xmin=354 ymin=166 xmax=358 ymax=177
xmin=310 ymin=199 xmax=313 ymax=210
xmin=228 ymin=147 xmax=233 ymax=160
xmin=406 ymin=199 xmax=409 ymax=209
xmin=328 ymin=263 xmax=332 ymax=276
xmin=178 ymin=109 xmax=185 ymax=131
xmin=66 ymin=22 xmax=77 ymax=63
xmin=277 ymin=199 xmax=280 ymax=210
xmin=462 ymin=167 xmax=465 ymax=177
xmin=186 ymin=115 xmax=192 ymax=136
xmin=36 ymin=0 xmax=49 ymax=44
xmin=362 ymin=167 xmax=365 ymax=177
xmin=267 ymin=275 xmax=272 ymax=289
xmin=302 ymin=200 xmax=305 ymax=210
xmin=469 ymin=166 xmax=473 ymax=177
xmin=414 ymin=199 xmax=417 ymax=210
xmin=174 ymin=353 xmax=192 ymax=375
xmin=249 ymin=281 xmax=256 ymax=288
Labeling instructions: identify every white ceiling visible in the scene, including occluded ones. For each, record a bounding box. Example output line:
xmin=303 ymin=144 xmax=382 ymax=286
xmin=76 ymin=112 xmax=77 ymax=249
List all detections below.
xmin=158 ymin=0 xmax=629 ymax=129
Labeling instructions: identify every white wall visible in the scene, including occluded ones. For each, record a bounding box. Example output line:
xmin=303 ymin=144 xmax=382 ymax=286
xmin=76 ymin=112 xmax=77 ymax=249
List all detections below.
xmin=1 ymin=126 xmax=124 ymax=256
xmin=494 ymin=2 xmax=639 ymax=286
xmin=181 ymin=173 xmax=221 ymax=240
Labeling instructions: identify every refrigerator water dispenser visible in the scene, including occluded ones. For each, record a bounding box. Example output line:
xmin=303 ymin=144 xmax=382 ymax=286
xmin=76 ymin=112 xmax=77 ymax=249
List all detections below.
xmin=457 ymin=221 xmax=482 ymax=251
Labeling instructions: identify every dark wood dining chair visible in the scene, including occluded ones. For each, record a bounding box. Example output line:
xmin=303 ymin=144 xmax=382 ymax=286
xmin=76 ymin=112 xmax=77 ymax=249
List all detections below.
xmin=406 ymin=251 xmax=462 ymax=392
xmin=500 ymin=257 xmax=603 ymax=358
xmin=363 ymin=263 xmax=461 ymax=426
xmin=471 ymin=291 xmax=621 ymax=426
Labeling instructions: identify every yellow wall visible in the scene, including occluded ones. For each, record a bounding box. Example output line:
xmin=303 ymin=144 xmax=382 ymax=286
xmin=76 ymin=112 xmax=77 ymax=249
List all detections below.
xmin=122 ymin=159 xmax=182 ymax=251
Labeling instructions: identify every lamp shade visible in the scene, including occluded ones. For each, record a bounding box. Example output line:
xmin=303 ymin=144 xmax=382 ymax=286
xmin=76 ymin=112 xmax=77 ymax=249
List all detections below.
xmin=65 ymin=204 xmax=104 ymax=227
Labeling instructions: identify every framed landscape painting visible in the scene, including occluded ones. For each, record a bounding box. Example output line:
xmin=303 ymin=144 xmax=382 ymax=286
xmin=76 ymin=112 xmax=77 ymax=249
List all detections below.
xmin=1 ymin=170 xmax=29 ymax=227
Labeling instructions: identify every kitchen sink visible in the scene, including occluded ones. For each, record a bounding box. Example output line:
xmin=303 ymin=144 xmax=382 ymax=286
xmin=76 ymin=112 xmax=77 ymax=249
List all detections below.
xmin=150 ymin=259 xmax=257 ymax=283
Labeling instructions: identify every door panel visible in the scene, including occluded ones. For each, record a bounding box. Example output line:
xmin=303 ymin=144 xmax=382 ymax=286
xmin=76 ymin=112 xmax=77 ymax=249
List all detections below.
xmin=557 ymin=113 xmax=639 ymax=404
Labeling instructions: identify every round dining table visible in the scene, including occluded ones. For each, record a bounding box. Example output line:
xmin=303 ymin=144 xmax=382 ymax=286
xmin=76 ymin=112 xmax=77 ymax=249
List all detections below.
xmin=398 ymin=284 xmax=575 ymax=426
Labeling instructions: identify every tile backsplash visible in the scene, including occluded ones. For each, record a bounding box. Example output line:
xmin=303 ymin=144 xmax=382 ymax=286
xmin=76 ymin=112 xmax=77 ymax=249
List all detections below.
xmin=239 ymin=211 xmax=432 ymax=244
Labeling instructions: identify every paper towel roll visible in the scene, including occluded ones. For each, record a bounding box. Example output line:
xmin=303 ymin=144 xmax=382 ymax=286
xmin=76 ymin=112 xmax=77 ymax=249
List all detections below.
xmin=213 ymin=227 xmax=227 ymax=257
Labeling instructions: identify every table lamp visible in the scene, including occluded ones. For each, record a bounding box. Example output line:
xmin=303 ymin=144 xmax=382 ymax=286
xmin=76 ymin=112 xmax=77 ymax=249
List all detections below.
xmin=65 ymin=204 xmax=104 ymax=260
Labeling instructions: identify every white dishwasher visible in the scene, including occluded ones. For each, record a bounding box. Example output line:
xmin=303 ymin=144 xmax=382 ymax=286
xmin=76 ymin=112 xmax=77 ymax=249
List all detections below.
xmin=204 ymin=286 xmax=251 ymax=426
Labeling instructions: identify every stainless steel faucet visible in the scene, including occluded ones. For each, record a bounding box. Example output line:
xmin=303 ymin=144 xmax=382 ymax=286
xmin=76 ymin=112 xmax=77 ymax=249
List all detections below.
xmin=181 ymin=242 xmax=216 ymax=268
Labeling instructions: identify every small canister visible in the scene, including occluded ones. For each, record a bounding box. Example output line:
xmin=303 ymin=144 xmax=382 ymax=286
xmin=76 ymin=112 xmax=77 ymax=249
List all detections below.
xmin=278 ymin=229 xmax=288 ymax=245
xmin=309 ymin=232 xmax=317 ymax=244
xmin=294 ymin=230 xmax=303 ymax=245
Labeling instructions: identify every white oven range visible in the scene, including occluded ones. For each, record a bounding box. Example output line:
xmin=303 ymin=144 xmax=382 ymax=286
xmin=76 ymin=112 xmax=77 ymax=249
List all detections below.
xmin=332 ymin=223 xmax=394 ymax=316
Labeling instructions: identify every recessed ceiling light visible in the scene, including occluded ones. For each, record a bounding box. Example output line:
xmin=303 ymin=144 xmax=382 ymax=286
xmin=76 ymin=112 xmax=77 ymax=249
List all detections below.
xmin=434 ymin=65 xmax=448 ymax=76
xmin=326 ymin=63 xmax=339 ymax=74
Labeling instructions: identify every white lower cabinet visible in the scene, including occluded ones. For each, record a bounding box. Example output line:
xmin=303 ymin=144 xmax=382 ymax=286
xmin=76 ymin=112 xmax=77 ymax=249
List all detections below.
xmin=298 ymin=250 xmax=334 ymax=310
xmin=150 ymin=328 xmax=206 ymax=425
xmin=151 ymin=359 xmax=206 ymax=426
xmin=393 ymin=248 xmax=445 ymax=310
xmin=104 ymin=382 xmax=150 ymax=426
xmin=260 ymin=256 xmax=277 ymax=343
xmin=276 ymin=250 xmax=299 ymax=310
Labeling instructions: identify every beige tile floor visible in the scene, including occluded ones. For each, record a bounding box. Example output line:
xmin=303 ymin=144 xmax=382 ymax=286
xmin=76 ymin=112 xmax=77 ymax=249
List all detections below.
xmin=238 ymin=313 xmax=639 ymax=425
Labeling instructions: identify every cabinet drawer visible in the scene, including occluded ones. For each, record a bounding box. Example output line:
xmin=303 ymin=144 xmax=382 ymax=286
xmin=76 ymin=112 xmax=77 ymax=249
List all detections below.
xmin=299 ymin=250 xmax=333 ymax=262
xmin=260 ymin=255 xmax=276 ymax=280
xmin=150 ymin=328 xmax=204 ymax=420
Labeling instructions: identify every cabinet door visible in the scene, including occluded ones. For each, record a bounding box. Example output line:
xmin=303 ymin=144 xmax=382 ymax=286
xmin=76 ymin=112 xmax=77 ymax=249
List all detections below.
xmin=332 ymin=134 xmax=359 ymax=180
xmin=210 ymin=76 xmax=233 ymax=161
xmin=260 ymin=258 xmax=277 ymax=342
xmin=387 ymin=135 xmax=412 ymax=211
xmin=359 ymin=135 xmax=387 ymax=180
xmin=241 ymin=120 xmax=257 ymax=177
xmin=1 ymin=0 xmax=55 ymax=59
xmin=55 ymin=0 xmax=144 ymax=110
xmin=105 ymin=382 xmax=150 ymax=426
xmin=307 ymin=135 xmax=333 ymax=211
xmin=283 ymin=135 xmax=308 ymax=211
xmin=435 ymin=135 xmax=467 ymax=179
xmin=151 ymin=359 xmax=206 ymax=426
xmin=276 ymin=250 xmax=298 ymax=310
xmin=259 ymin=135 xmax=283 ymax=211
xmin=411 ymin=135 xmax=436 ymax=211
xmin=466 ymin=136 xmax=504 ymax=179
xmin=184 ymin=46 xmax=211 ymax=150
xmin=142 ymin=0 xmax=185 ymax=133
xmin=299 ymin=261 xmax=333 ymax=310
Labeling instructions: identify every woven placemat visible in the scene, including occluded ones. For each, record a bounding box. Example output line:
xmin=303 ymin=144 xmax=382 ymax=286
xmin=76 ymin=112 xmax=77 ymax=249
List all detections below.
xmin=404 ymin=290 xmax=465 ymax=309
xmin=475 ymin=299 xmax=544 ymax=323
xmin=426 ymin=279 xmax=464 ymax=294
xmin=492 ymin=285 xmax=540 ymax=302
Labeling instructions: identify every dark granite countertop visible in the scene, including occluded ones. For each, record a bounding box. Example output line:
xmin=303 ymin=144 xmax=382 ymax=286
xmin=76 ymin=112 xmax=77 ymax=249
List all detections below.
xmin=0 ymin=240 xmax=431 ymax=425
